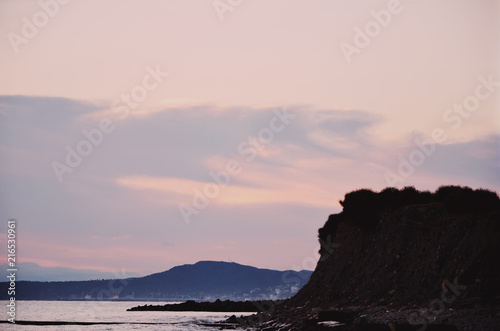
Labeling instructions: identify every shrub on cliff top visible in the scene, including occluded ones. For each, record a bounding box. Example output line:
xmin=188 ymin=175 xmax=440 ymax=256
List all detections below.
xmin=319 ymin=186 xmax=500 ymax=242
xmin=435 ymin=185 xmax=500 ymax=214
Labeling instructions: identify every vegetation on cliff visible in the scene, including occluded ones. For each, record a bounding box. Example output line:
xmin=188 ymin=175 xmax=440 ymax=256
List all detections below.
xmin=319 ymin=185 xmax=500 ymax=243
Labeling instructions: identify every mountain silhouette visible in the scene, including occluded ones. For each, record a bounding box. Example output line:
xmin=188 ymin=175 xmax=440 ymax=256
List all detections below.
xmin=0 ymin=261 xmax=311 ymax=300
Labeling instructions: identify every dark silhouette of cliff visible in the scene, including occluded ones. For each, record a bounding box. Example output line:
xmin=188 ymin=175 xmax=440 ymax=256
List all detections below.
xmin=261 ymin=186 xmax=500 ymax=330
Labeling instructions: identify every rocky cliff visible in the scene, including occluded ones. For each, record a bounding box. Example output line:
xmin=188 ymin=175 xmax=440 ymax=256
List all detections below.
xmin=260 ymin=186 xmax=500 ymax=330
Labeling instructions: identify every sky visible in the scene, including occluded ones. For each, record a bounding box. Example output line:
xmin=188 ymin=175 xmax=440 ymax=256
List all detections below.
xmin=0 ymin=0 xmax=499 ymax=277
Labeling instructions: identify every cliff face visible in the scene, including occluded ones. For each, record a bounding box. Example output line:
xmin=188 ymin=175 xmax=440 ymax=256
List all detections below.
xmin=265 ymin=186 xmax=500 ymax=330
xmin=293 ymin=203 xmax=500 ymax=308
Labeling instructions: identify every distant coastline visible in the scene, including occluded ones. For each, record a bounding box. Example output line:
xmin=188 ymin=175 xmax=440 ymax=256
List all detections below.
xmin=0 ymin=261 xmax=312 ymax=301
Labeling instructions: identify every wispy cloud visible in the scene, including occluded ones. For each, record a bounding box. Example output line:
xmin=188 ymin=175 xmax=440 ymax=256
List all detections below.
xmin=0 ymin=95 xmax=498 ymax=273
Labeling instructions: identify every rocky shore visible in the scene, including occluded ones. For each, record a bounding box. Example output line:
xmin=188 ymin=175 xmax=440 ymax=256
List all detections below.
xmin=127 ymin=299 xmax=278 ymax=312
xmin=233 ymin=302 xmax=499 ymax=330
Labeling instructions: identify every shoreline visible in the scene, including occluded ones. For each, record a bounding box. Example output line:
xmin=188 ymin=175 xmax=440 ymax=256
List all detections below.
xmin=224 ymin=302 xmax=500 ymax=330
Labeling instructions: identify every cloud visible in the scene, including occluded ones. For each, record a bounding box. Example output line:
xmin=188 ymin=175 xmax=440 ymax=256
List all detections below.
xmin=0 ymin=95 xmax=498 ymax=273
xmin=0 ymin=95 xmax=101 ymax=132
xmin=419 ymin=135 xmax=500 ymax=184
xmin=112 ymin=234 xmax=131 ymax=241
xmin=115 ymin=173 xmax=334 ymax=208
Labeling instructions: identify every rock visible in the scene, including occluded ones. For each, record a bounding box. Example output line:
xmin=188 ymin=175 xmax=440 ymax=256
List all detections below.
xmin=317 ymin=310 xmax=357 ymax=323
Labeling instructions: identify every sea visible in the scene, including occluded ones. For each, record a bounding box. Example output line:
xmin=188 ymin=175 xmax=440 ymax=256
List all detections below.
xmin=0 ymin=300 xmax=254 ymax=330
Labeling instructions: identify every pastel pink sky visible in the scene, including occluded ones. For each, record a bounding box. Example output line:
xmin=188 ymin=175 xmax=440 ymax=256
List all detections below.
xmin=0 ymin=0 xmax=499 ymax=276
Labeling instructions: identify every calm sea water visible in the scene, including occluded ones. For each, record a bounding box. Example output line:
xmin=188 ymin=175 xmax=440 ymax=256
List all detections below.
xmin=1 ymin=300 xmax=254 ymax=330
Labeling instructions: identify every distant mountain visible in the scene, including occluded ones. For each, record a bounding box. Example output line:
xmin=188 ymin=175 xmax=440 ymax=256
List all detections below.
xmin=0 ymin=262 xmax=141 ymax=281
xmin=0 ymin=261 xmax=312 ymax=301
